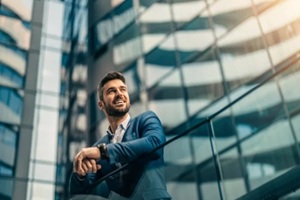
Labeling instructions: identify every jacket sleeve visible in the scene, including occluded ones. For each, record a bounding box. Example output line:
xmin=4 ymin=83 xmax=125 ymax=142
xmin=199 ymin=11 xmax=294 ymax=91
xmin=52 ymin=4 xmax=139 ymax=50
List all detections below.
xmin=106 ymin=111 xmax=166 ymax=164
xmin=69 ymin=171 xmax=98 ymax=195
xmin=69 ymin=136 xmax=111 ymax=195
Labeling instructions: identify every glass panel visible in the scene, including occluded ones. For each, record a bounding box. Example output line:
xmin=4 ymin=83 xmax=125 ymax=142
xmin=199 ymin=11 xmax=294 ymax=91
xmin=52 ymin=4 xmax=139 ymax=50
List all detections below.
xmin=122 ymin=62 xmax=147 ymax=116
xmin=113 ymin=21 xmax=142 ymax=66
xmin=148 ymin=68 xmax=187 ymax=131
xmin=190 ymin=124 xmax=222 ymax=200
xmin=33 ymin=108 xmax=59 ymax=162
xmin=292 ymin=114 xmax=300 ymax=145
xmin=257 ymin=0 xmax=300 ymax=67
xmin=63 ymin=0 xmax=88 ymax=7
xmin=218 ymin=148 xmax=247 ymax=199
xmin=165 ymin=135 xmax=198 ymax=199
xmin=43 ymin=1 xmax=65 ymax=37
xmin=41 ymin=36 xmax=63 ymax=50
xmin=0 ymin=15 xmax=31 ymax=50
xmin=277 ymin=59 xmax=300 ymax=114
xmin=33 ymin=162 xmax=56 ymax=182
xmin=144 ymin=34 xmax=177 ymax=89
xmin=211 ymin=75 xmax=299 ymax=198
xmin=36 ymin=92 xmax=60 ymax=109
xmin=1 ymin=0 xmax=33 ymax=21
xmin=0 ymin=123 xmax=18 ymax=169
xmin=94 ymin=0 xmax=136 ymax=52
xmin=211 ymin=110 xmax=238 ymax=152
xmin=165 ymin=123 xmax=222 ymax=199
xmin=171 ymin=0 xmax=206 ymax=28
xmin=0 ymin=44 xmax=26 ymax=88
xmin=62 ymin=3 xmax=88 ymax=42
xmin=0 ymin=178 xmax=13 ymax=199
xmin=0 ymin=86 xmax=23 ymax=124
xmin=217 ymin=14 xmax=271 ymax=91
xmin=242 ymin=120 xmax=297 ymax=190
xmin=175 ymin=14 xmax=214 ymax=64
xmin=208 ymin=0 xmax=253 ymax=38
xmin=138 ymin=0 xmax=157 ymax=13
xmin=184 ymin=48 xmax=225 ymax=116
xmin=38 ymin=49 xmax=62 ymax=93
xmin=31 ymin=182 xmax=55 ymax=200
xmin=139 ymin=0 xmax=173 ymax=54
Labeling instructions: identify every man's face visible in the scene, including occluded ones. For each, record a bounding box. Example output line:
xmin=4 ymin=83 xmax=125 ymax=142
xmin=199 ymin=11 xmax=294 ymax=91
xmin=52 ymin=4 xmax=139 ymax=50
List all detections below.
xmin=99 ymin=79 xmax=130 ymax=117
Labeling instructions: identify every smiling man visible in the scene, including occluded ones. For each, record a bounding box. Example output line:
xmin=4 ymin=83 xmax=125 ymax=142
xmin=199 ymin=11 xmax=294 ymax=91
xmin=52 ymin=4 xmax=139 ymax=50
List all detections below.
xmin=69 ymin=71 xmax=171 ymax=200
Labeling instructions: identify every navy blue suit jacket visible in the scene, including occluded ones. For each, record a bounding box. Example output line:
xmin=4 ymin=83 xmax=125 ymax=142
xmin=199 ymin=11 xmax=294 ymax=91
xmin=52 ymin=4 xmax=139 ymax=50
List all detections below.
xmin=69 ymin=111 xmax=171 ymax=200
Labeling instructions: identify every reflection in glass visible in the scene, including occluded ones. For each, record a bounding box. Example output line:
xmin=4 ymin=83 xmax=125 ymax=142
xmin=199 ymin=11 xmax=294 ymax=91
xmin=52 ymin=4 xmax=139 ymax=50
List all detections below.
xmin=242 ymin=120 xmax=297 ymax=190
xmin=94 ymin=0 xmax=136 ymax=51
xmin=0 ymin=15 xmax=31 ymax=49
xmin=1 ymin=0 xmax=33 ymax=21
xmin=144 ymin=34 xmax=177 ymax=89
xmin=171 ymin=0 xmax=206 ymax=28
xmin=122 ymin=62 xmax=142 ymax=97
xmin=218 ymin=148 xmax=247 ymax=199
xmin=183 ymin=48 xmax=224 ymax=116
xmin=175 ymin=15 xmax=214 ymax=63
xmin=31 ymin=182 xmax=55 ymax=200
xmin=138 ymin=0 xmax=157 ymax=13
xmin=292 ymin=114 xmax=300 ymax=145
xmin=43 ymin=1 xmax=65 ymax=37
xmin=164 ymin=136 xmax=198 ymax=199
xmin=0 ymin=178 xmax=13 ymax=200
xmin=256 ymin=0 xmax=300 ymax=66
xmin=38 ymin=49 xmax=62 ymax=93
xmin=208 ymin=0 xmax=253 ymax=38
xmin=0 ymin=86 xmax=23 ymax=124
xmin=148 ymin=68 xmax=187 ymax=130
xmin=217 ymin=15 xmax=271 ymax=91
xmin=220 ymin=78 xmax=298 ymax=196
xmin=139 ymin=0 xmax=172 ymax=54
xmin=62 ymin=3 xmax=88 ymax=43
xmin=0 ymin=43 xmax=26 ymax=88
xmin=113 ymin=21 xmax=142 ymax=66
xmin=33 ymin=108 xmax=59 ymax=162
xmin=0 ymin=123 xmax=17 ymax=171
xmin=0 ymin=63 xmax=24 ymax=88
xmin=277 ymin=60 xmax=300 ymax=114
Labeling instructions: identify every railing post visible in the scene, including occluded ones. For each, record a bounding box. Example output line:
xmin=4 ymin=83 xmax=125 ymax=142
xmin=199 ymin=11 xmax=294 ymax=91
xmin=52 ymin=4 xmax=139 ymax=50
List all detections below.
xmin=207 ymin=119 xmax=226 ymax=200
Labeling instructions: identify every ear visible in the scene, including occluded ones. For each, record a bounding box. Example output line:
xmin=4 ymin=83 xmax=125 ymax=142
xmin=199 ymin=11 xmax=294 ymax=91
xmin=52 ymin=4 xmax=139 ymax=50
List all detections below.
xmin=98 ymin=100 xmax=104 ymax=110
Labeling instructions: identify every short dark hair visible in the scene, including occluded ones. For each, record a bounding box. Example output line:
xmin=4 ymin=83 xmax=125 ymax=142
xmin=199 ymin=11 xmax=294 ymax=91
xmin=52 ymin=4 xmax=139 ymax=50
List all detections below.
xmin=97 ymin=71 xmax=126 ymax=100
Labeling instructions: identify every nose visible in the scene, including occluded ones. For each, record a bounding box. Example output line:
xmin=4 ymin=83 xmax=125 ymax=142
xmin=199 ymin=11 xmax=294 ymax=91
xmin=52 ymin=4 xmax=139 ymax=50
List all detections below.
xmin=115 ymin=89 xmax=123 ymax=97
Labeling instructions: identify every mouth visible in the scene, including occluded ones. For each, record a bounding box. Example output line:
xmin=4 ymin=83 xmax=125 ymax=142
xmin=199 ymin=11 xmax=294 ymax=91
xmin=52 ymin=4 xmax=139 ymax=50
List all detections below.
xmin=113 ymin=99 xmax=125 ymax=105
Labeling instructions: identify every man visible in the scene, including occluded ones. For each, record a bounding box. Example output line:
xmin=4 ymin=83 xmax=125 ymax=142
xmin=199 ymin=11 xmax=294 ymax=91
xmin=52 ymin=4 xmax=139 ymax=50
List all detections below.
xmin=69 ymin=71 xmax=171 ymax=200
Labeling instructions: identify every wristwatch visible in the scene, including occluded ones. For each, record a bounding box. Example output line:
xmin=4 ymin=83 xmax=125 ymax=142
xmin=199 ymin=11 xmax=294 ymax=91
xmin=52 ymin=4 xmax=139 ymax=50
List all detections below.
xmin=97 ymin=143 xmax=109 ymax=160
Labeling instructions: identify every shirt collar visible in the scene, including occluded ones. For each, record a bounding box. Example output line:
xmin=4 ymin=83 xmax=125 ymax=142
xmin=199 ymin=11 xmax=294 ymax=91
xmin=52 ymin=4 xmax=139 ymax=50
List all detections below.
xmin=106 ymin=114 xmax=131 ymax=136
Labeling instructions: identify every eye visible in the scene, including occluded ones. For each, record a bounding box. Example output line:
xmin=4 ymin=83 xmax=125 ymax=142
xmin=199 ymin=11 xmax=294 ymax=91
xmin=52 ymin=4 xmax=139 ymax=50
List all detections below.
xmin=121 ymin=87 xmax=127 ymax=92
xmin=107 ymin=88 xmax=116 ymax=94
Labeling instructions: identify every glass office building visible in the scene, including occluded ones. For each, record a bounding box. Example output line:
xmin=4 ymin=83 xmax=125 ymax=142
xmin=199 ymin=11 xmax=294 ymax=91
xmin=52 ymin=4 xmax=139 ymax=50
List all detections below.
xmin=87 ymin=0 xmax=300 ymax=199
xmin=1 ymin=0 xmax=300 ymax=199
xmin=0 ymin=0 xmax=88 ymax=199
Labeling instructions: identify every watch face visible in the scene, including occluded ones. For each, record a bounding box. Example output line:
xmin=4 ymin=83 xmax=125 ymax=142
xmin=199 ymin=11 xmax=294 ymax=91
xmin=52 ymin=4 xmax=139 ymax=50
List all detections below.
xmin=99 ymin=143 xmax=108 ymax=159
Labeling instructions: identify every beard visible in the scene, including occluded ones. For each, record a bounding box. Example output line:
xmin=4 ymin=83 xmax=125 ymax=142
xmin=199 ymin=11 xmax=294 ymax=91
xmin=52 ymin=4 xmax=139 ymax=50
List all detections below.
xmin=103 ymin=101 xmax=130 ymax=117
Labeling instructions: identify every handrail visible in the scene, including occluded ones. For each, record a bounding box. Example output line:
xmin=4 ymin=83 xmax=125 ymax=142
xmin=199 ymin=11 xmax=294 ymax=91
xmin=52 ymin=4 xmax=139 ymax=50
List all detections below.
xmin=237 ymin=166 xmax=300 ymax=200
xmin=69 ymin=53 xmax=300 ymax=199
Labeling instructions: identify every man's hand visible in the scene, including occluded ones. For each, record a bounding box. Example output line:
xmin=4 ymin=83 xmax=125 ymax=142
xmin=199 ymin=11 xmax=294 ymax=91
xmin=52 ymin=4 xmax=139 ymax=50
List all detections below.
xmin=73 ymin=147 xmax=101 ymax=176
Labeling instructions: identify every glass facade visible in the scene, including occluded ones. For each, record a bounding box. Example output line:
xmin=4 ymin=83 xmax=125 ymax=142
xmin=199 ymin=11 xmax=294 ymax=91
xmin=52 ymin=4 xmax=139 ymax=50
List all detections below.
xmin=1 ymin=0 xmax=300 ymax=199
xmin=87 ymin=0 xmax=300 ymax=199
xmin=0 ymin=0 xmax=88 ymax=199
